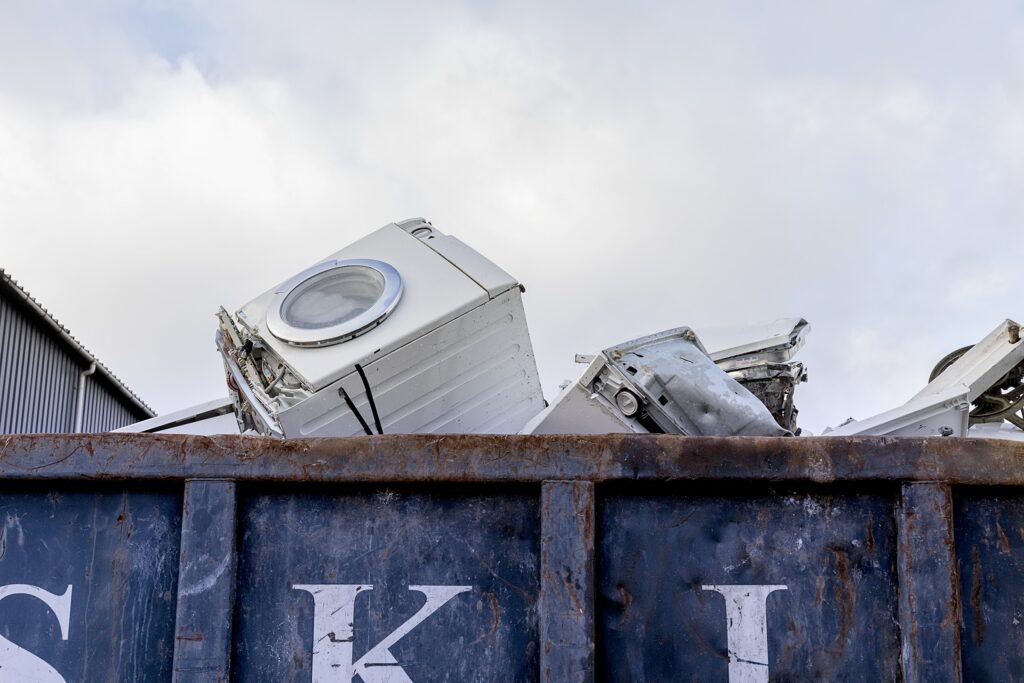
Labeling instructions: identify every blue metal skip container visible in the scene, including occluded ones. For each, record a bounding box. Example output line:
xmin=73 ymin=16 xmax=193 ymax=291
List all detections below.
xmin=0 ymin=433 xmax=1018 ymax=682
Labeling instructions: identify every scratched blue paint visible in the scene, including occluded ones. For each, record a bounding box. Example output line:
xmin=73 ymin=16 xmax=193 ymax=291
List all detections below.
xmin=0 ymin=484 xmax=181 ymax=681
xmin=232 ymin=485 xmax=540 ymax=682
xmin=597 ymin=486 xmax=901 ymax=682
xmin=955 ymin=489 xmax=1024 ymax=682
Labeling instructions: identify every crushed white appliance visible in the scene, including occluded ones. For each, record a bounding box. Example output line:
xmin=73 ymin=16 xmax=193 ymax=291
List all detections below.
xmin=828 ymin=319 xmax=1024 ymax=438
xmin=522 ymin=327 xmax=791 ymax=436
xmin=214 ymin=218 xmax=544 ymax=437
xmin=702 ymin=318 xmax=809 ymax=433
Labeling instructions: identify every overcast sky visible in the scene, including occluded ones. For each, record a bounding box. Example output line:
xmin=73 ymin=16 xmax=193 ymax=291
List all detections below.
xmin=2 ymin=1 xmax=1022 ymax=433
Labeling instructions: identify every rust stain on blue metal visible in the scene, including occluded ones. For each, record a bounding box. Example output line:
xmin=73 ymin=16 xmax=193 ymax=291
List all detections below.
xmin=597 ymin=486 xmax=901 ymax=680
xmin=955 ymin=490 xmax=1024 ymax=681
xmin=0 ymin=434 xmax=1017 ymax=679
xmin=0 ymin=483 xmax=181 ymax=680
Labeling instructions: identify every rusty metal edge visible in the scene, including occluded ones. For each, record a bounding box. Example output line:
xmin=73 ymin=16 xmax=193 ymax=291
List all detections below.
xmin=897 ymin=483 xmax=964 ymax=683
xmin=1 ymin=434 xmax=1023 ymax=484
xmin=540 ymin=481 xmax=595 ymax=683
xmin=172 ymin=480 xmax=238 ymax=683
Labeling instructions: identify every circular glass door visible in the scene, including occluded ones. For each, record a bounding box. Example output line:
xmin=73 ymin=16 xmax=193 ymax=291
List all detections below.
xmin=266 ymin=258 xmax=403 ymax=346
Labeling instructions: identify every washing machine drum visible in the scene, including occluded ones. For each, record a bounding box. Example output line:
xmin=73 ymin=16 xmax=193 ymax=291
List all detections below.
xmin=266 ymin=258 xmax=403 ymax=346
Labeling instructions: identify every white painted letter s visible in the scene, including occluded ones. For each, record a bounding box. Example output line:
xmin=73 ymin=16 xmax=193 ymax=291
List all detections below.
xmin=0 ymin=584 xmax=72 ymax=683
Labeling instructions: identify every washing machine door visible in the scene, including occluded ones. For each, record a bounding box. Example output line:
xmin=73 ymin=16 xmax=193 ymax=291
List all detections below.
xmin=266 ymin=258 xmax=403 ymax=346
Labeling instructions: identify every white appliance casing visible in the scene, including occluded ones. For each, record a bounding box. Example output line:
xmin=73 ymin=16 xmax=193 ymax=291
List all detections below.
xmin=828 ymin=319 xmax=1023 ymax=438
xmin=521 ymin=357 xmax=646 ymax=435
xmin=235 ymin=221 xmax=545 ymax=436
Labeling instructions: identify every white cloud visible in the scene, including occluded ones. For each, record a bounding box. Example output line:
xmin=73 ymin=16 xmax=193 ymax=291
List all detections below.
xmin=2 ymin=2 xmax=1023 ymax=432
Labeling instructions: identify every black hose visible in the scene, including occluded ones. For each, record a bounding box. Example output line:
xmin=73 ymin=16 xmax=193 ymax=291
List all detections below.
xmin=355 ymin=363 xmax=384 ymax=435
xmin=338 ymin=386 xmax=373 ymax=435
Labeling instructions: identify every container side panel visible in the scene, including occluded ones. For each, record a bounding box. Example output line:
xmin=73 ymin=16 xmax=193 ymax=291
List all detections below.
xmin=173 ymin=480 xmax=238 ymax=682
xmin=955 ymin=490 xmax=1024 ymax=682
xmin=233 ymin=486 xmax=540 ymax=682
xmin=541 ymin=481 xmax=595 ymax=682
xmin=0 ymin=485 xmax=182 ymax=681
xmin=597 ymin=488 xmax=900 ymax=682
xmin=897 ymin=483 xmax=962 ymax=683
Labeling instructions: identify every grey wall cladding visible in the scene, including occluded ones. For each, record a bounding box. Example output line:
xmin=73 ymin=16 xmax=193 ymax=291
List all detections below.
xmin=0 ymin=291 xmax=146 ymax=433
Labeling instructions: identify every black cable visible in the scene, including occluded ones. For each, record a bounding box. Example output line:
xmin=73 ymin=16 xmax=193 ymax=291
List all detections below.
xmin=355 ymin=363 xmax=384 ymax=435
xmin=338 ymin=386 xmax=373 ymax=435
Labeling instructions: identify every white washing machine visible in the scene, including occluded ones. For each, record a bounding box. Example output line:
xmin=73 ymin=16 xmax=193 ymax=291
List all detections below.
xmin=216 ymin=218 xmax=545 ymax=437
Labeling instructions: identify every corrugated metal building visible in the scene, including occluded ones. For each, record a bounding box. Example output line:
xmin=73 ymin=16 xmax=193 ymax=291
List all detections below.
xmin=0 ymin=269 xmax=154 ymax=433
